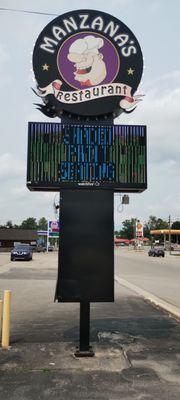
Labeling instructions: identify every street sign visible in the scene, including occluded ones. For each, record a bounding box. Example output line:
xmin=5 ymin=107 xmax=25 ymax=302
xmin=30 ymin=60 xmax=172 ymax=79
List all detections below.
xmin=29 ymin=8 xmax=147 ymax=355
xmin=27 ymin=122 xmax=147 ymax=192
xmin=48 ymin=220 xmax=60 ymax=238
xmin=136 ymin=220 xmax=143 ymax=237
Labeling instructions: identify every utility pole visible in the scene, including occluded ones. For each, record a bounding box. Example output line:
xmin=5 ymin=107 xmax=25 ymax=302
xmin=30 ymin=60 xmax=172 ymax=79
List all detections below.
xmin=134 ymin=218 xmax=137 ymax=250
xmin=168 ymin=215 xmax=171 ymax=255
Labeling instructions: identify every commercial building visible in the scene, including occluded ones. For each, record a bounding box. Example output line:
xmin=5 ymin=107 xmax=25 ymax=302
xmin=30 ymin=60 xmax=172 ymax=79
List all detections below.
xmin=0 ymin=229 xmax=37 ymax=252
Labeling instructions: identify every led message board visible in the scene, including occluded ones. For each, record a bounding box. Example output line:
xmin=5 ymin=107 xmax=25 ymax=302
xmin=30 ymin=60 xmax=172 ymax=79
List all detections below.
xmin=27 ymin=122 xmax=147 ymax=192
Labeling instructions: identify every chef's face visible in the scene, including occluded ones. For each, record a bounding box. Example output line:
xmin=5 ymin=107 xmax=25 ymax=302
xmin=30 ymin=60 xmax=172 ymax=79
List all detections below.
xmin=67 ymin=51 xmax=107 ymax=85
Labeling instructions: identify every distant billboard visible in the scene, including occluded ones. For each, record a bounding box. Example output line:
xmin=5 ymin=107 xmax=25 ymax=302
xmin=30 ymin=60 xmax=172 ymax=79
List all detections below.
xmin=48 ymin=220 xmax=60 ymax=238
xmin=136 ymin=221 xmax=143 ymax=238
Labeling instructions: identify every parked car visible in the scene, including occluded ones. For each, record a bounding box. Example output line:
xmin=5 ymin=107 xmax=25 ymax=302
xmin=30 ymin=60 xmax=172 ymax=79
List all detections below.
xmin=11 ymin=244 xmax=33 ymax=261
xmin=48 ymin=245 xmax=54 ymax=252
xmin=36 ymin=245 xmax=46 ymax=253
xmin=148 ymin=248 xmax=165 ymax=257
xmin=30 ymin=243 xmax=46 ymax=252
xmin=170 ymin=244 xmax=180 ymax=251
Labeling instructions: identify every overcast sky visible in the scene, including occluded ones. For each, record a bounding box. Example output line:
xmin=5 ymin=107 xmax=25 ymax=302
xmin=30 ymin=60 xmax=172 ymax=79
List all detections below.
xmin=0 ymin=0 xmax=180 ymax=229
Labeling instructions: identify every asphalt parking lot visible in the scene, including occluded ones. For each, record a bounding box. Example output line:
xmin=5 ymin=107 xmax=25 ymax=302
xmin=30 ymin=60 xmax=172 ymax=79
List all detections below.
xmin=0 ymin=251 xmax=180 ymax=399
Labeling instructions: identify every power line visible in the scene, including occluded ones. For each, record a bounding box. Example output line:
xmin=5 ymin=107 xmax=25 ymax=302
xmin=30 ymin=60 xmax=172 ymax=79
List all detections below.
xmin=0 ymin=7 xmax=58 ymax=16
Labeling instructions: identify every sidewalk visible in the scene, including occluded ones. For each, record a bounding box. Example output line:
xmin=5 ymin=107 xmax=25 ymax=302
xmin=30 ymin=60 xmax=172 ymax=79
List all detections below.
xmin=0 ymin=282 xmax=180 ymax=399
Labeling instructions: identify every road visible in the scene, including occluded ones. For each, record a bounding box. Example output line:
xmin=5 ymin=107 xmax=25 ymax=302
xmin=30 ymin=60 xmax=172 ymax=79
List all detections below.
xmin=0 ymin=251 xmax=180 ymax=399
xmin=115 ymin=247 xmax=180 ymax=309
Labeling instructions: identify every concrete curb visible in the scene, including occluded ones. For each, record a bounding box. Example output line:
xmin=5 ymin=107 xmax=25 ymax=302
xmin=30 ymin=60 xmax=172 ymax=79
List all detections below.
xmin=115 ymin=276 xmax=180 ymax=320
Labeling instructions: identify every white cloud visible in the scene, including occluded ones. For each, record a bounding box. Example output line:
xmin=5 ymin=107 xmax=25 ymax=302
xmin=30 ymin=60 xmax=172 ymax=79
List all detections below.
xmin=0 ymin=180 xmax=56 ymax=224
xmin=116 ymin=70 xmax=180 ymax=168
xmin=145 ymin=70 xmax=180 ymax=90
xmin=0 ymin=44 xmax=12 ymax=87
xmin=0 ymin=153 xmax=25 ymax=179
xmin=148 ymin=0 xmax=161 ymax=12
xmin=10 ymin=184 xmax=55 ymax=203
xmin=0 ymin=2 xmax=180 ymax=227
xmin=11 ymin=186 xmax=29 ymax=197
xmin=0 ymin=44 xmax=9 ymax=66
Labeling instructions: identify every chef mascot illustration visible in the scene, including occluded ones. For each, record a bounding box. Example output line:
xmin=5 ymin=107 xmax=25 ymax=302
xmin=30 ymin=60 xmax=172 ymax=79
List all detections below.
xmin=67 ymin=35 xmax=107 ymax=87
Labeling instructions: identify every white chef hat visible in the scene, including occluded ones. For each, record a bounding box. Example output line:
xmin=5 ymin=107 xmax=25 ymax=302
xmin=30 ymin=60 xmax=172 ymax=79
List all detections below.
xmin=69 ymin=35 xmax=104 ymax=54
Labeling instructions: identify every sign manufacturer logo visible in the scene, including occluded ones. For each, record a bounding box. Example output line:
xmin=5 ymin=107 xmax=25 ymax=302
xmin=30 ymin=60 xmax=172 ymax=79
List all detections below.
xmin=33 ymin=10 xmax=144 ymax=118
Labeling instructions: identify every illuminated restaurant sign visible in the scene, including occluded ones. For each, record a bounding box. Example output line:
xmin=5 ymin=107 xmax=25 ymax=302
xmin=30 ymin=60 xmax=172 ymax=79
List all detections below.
xmin=32 ymin=9 xmax=144 ymax=118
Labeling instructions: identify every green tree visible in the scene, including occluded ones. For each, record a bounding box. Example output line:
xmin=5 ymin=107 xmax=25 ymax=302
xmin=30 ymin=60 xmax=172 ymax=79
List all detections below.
xmin=171 ymin=221 xmax=180 ymax=230
xmin=5 ymin=220 xmax=13 ymax=228
xmin=21 ymin=217 xmax=38 ymax=230
xmin=145 ymin=215 xmax=168 ymax=230
xmin=114 ymin=230 xmax=121 ymax=237
xmin=171 ymin=221 xmax=180 ymax=243
xmin=38 ymin=217 xmax=48 ymax=230
xmin=144 ymin=215 xmax=169 ymax=239
xmin=119 ymin=218 xmax=136 ymax=239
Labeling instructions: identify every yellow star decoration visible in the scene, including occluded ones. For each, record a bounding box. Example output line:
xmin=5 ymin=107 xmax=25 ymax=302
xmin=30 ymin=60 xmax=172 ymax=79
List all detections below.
xmin=42 ymin=63 xmax=49 ymax=71
xmin=127 ymin=68 xmax=134 ymax=75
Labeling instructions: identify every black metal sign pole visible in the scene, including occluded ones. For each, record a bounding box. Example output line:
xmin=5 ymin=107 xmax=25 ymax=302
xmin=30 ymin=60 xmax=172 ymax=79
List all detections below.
xmin=79 ymin=302 xmax=90 ymax=352
xmin=75 ymin=302 xmax=94 ymax=357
